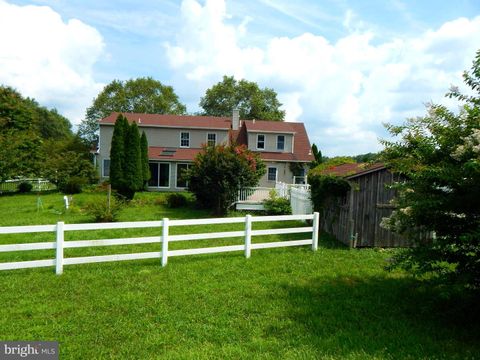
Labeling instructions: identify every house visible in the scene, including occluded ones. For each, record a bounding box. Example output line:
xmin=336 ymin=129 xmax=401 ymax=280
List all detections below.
xmin=318 ymin=162 xmax=409 ymax=247
xmin=97 ymin=110 xmax=314 ymax=191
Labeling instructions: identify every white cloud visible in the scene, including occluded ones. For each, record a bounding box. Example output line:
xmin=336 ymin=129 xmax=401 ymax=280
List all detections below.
xmin=165 ymin=0 xmax=480 ymax=155
xmin=0 ymin=0 xmax=105 ymax=124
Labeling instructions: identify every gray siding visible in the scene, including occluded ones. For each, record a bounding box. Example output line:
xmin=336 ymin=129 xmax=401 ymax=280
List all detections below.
xmin=98 ymin=124 xmax=229 ymax=182
xmin=258 ymin=162 xmax=295 ymax=188
xmin=247 ymin=132 xmax=293 ymax=153
xmin=143 ymin=127 xmax=229 ymax=148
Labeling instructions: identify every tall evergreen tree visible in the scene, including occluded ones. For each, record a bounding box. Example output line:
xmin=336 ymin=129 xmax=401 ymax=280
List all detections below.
xmin=140 ymin=131 xmax=150 ymax=188
xmin=123 ymin=122 xmax=143 ymax=199
xmin=109 ymin=114 xmax=128 ymax=192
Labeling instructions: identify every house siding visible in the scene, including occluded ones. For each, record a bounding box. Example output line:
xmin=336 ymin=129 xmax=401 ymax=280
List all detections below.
xmin=97 ymin=114 xmax=313 ymax=192
xmin=258 ymin=162 xmax=295 ymax=187
xmin=247 ymin=132 xmax=293 ymax=153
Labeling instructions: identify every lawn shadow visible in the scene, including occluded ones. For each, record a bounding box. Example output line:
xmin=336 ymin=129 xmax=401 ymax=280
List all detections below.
xmin=319 ymin=231 xmax=350 ymax=250
xmin=285 ymin=275 xmax=480 ymax=359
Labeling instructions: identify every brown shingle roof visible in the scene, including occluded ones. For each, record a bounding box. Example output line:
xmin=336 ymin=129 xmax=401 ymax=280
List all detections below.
xmin=101 ymin=112 xmax=313 ymax=163
xmin=319 ymin=163 xmax=385 ymax=178
xmin=100 ymin=112 xmax=231 ymax=130
xmin=148 ymin=147 xmax=200 ymax=161
xmin=244 ymin=120 xmax=296 ymax=133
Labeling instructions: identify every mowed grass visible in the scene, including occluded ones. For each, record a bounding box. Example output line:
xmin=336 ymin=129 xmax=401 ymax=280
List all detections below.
xmin=0 ymin=192 xmax=479 ymax=359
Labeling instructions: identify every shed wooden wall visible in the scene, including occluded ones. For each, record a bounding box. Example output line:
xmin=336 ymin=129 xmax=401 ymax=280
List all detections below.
xmin=321 ymin=168 xmax=410 ymax=247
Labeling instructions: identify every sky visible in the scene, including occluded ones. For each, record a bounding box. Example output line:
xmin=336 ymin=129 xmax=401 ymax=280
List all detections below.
xmin=1 ymin=0 xmax=480 ymax=156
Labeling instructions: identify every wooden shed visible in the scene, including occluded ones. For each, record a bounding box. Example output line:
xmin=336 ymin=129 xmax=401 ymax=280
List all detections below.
xmin=320 ymin=163 xmax=409 ymax=247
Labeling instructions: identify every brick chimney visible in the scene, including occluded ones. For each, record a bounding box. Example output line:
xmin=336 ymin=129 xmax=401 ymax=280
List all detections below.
xmin=232 ymin=109 xmax=240 ymax=130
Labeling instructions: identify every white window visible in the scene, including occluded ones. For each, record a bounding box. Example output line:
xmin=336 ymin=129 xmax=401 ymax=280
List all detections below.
xmin=267 ymin=167 xmax=277 ymax=182
xmin=176 ymin=163 xmax=191 ymax=188
xmin=102 ymin=159 xmax=110 ymax=177
xmin=277 ymin=135 xmax=285 ymax=151
xmin=207 ymin=133 xmax=216 ymax=147
xmin=257 ymin=134 xmax=265 ymax=150
xmin=180 ymin=132 xmax=190 ymax=148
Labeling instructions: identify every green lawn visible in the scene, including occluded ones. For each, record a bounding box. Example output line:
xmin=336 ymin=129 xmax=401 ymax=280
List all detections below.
xmin=0 ymin=192 xmax=479 ymax=359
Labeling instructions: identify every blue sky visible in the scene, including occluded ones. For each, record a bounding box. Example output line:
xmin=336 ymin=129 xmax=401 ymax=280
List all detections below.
xmin=1 ymin=0 xmax=480 ymax=155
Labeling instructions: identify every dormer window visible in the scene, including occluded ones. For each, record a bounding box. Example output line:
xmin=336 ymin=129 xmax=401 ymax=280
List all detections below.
xmin=180 ymin=132 xmax=190 ymax=148
xmin=257 ymin=134 xmax=265 ymax=150
xmin=277 ymin=135 xmax=285 ymax=151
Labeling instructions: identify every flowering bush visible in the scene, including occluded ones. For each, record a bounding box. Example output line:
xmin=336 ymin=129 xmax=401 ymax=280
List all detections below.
xmin=187 ymin=144 xmax=265 ymax=215
xmin=381 ymin=50 xmax=480 ymax=289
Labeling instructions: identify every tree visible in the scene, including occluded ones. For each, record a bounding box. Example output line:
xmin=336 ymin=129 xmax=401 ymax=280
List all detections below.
xmin=109 ymin=114 xmax=129 ymax=193
xmin=43 ymin=136 xmax=97 ymax=193
xmin=381 ymin=50 xmax=480 ymax=289
xmin=123 ymin=122 xmax=143 ymax=199
xmin=353 ymin=152 xmax=380 ymax=163
xmin=310 ymin=143 xmax=323 ymax=168
xmin=187 ymin=144 xmax=266 ymax=215
xmin=0 ymin=86 xmax=75 ymax=182
xmin=140 ymin=131 xmax=150 ymax=188
xmin=199 ymin=76 xmax=285 ymax=121
xmin=79 ymin=77 xmax=187 ymax=147
xmin=109 ymin=115 xmax=145 ymax=200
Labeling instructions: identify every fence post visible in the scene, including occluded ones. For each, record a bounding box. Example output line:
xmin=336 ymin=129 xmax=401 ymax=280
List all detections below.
xmin=162 ymin=218 xmax=169 ymax=267
xmin=312 ymin=212 xmax=319 ymax=251
xmin=245 ymin=215 xmax=252 ymax=258
xmin=56 ymin=221 xmax=64 ymax=275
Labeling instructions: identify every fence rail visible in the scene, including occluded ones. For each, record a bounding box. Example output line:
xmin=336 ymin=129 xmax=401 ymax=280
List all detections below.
xmin=0 ymin=213 xmax=320 ymax=274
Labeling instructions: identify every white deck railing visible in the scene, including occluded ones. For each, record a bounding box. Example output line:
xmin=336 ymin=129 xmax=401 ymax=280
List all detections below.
xmin=237 ymin=187 xmax=276 ymax=202
xmin=0 ymin=213 xmax=320 ymax=274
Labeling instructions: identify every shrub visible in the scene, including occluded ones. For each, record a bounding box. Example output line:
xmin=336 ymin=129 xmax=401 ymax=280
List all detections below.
xmin=58 ymin=177 xmax=85 ymax=194
xmin=263 ymin=190 xmax=291 ymax=215
xmin=154 ymin=196 xmax=166 ymax=206
xmin=381 ymin=50 xmax=480 ymax=289
xmin=187 ymin=144 xmax=265 ymax=215
xmin=84 ymin=195 xmax=123 ymax=222
xmin=166 ymin=193 xmax=188 ymax=208
xmin=17 ymin=181 xmax=33 ymax=193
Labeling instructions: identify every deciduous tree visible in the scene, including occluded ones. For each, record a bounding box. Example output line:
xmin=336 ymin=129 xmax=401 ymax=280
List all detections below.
xmin=79 ymin=77 xmax=186 ymax=147
xmin=199 ymin=76 xmax=285 ymax=121
xmin=381 ymin=50 xmax=480 ymax=289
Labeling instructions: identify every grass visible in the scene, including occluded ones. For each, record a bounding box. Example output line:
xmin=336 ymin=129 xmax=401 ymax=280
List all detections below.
xmin=0 ymin=191 xmax=479 ymax=359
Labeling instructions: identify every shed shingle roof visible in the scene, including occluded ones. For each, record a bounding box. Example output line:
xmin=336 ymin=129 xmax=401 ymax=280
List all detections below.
xmin=318 ymin=163 xmax=385 ymax=178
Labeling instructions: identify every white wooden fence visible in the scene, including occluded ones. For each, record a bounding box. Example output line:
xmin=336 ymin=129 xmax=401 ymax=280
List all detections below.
xmin=0 ymin=178 xmax=56 ymax=193
xmin=0 ymin=213 xmax=320 ymax=274
xmin=290 ymin=187 xmax=313 ymax=215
